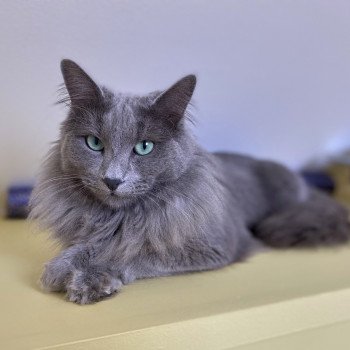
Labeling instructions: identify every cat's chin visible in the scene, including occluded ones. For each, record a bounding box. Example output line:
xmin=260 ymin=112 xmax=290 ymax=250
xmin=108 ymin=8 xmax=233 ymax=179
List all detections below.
xmin=95 ymin=192 xmax=139 ymax=209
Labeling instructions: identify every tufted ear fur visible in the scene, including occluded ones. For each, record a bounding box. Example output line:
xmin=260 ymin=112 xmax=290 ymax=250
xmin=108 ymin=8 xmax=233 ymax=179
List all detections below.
xmin=152 ymin=75 xmax=196 ymax=126
xmin=60 ymin=59 xmax=103 ymax=108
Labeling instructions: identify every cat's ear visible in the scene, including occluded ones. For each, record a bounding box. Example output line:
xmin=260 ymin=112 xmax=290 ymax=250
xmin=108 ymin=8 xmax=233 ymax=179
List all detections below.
xmin=152 ymin=75 xmax=196 ymax=125
xmin=60 ymin=59 xmax=103 ymax=107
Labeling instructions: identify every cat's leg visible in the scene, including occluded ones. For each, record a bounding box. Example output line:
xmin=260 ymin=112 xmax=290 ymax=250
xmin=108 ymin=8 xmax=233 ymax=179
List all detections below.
xmin=41 ymin=244 xmax=122 ymax=304
xmin=252 ymin=190 xmax=350 ymax=248
xmin=41 ymin=248 xmax=76 ymax=292
xmin=122 ymin=228 xmax=261 ymax=282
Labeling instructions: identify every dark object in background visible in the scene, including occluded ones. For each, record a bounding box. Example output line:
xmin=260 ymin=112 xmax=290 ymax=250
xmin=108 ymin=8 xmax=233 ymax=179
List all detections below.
xmin=7 ymin=184 xmax=33 ymax=218
xmin=301 ymin=171 xmax=335 ymax=194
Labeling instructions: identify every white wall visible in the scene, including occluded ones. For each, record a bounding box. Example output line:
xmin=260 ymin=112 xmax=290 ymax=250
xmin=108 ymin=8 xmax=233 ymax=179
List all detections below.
xmin=1 ymin=0 xmax=350 ymax=210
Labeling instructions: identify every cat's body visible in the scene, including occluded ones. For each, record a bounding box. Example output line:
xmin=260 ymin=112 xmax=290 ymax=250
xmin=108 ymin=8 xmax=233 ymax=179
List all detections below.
xmin=30 ymin=60 xmax=350 ymax=304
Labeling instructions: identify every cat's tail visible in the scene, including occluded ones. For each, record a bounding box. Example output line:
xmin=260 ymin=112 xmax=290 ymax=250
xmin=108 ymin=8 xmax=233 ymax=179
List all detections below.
xmin=252 ymin=189 xmax=350 ymax=248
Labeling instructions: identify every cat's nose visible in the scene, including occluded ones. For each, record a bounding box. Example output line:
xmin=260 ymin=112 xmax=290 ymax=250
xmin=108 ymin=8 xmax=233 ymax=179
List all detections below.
xmin=103 ymin=177 xmax=123 ymax=191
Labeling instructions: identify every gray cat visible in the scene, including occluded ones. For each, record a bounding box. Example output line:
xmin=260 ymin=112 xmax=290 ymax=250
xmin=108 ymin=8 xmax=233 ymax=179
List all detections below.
xmin=29 ymin=59 xmax=350 ymax=304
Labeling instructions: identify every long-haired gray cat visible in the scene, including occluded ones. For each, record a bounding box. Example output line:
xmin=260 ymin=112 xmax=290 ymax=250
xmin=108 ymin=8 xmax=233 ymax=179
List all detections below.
xmin=30 ymin=60 xmax=350 ymax=304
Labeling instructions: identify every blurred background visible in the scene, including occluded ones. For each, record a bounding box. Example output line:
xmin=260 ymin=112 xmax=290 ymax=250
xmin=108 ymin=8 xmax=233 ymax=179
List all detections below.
xmin=1 ymin=0 xmax=350 ymax=216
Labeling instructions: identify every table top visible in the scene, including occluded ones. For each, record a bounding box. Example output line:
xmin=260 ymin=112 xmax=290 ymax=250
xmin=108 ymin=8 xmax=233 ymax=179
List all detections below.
xmin=1 ymin=219 xmax=350 ymax=349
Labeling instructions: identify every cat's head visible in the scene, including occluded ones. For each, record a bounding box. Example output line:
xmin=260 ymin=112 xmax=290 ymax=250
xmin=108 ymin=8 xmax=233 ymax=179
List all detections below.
xmin=58 ymin=59 xmax=197 ymax=208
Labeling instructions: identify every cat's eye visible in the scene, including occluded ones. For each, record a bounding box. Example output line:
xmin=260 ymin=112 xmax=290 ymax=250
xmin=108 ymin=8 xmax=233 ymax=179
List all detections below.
xmin=85 ymin=135 xmax=104 ymax=151
xmin=134 ymin=140 xmax=154 ymax=155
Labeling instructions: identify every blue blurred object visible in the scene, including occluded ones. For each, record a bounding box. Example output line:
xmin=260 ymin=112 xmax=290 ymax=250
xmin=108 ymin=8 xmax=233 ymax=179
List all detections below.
xmin=301 ymin=171 xmax=335 ymax=193
xmin=7 ymin=183 xmax=33 ymax=218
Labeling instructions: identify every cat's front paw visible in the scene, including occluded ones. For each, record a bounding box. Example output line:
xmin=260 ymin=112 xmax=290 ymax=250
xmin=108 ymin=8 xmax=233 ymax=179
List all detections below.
xmin=41 ymin=257 xmax=72 ymax=292
xmin=66 ymin=268 xmax=122 ymax=304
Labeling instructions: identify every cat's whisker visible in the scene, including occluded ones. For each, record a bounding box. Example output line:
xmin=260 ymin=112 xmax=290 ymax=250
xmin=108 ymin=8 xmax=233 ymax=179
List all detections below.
xmin=36 ymin=175 xmax=81 ymax=187
xmin=143 ymin=193 xmax=167 ymax=219
xmin=37 ymin=175 xmax=80 ymax=183
xmin=31 ymin=179 xmax=80 ymax=199
xmin=152 ymin=187 xmax=201 ymax=221
xmin=36 ymin=177 xmax=79 ymax=186
xmin=156 ymin=190 xmax=207 ymax=236
xmin=31 ymin=181 xmax=85 ymax=201
xmin=146 ymin=191 xmax=204 ymax=240
xmin=43 ymin=183 xmax=86 ymax=199
xmin=161 ymin=186 xmax=209 ymax=220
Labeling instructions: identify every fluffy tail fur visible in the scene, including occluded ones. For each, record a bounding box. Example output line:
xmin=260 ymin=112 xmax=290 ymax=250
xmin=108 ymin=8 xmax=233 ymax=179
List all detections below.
xmin=252 ymin=189 xmax=350 ymax=248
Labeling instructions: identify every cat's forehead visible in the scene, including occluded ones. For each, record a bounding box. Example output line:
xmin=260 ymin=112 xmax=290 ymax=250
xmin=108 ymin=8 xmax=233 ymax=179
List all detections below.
xmin=108 ymin=95 xmax=139 ymax=126
xmin=100 ymin=91 xmax=160 ymax=143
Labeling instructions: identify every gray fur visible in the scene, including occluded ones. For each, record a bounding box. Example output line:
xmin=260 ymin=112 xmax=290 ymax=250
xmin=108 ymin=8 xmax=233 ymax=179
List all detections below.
xmin=30 ymin=60 xmax=350 ymax=304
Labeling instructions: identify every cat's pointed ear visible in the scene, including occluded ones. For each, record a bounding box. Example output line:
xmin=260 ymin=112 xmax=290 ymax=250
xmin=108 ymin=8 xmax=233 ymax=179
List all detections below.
xmin=152 ymin=75 xmax=196 ymax=125
xmin=60 ymin=59 xmax=103 ymax=107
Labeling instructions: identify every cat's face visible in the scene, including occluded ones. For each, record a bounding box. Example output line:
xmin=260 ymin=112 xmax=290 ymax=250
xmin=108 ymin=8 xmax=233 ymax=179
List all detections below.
xmin=59 ymin=60 xmax=196 ymax=208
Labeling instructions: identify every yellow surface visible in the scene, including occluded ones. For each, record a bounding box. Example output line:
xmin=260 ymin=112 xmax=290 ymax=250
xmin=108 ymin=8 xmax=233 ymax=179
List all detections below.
xmin=1 ymin=219 xmax=350 ymax=349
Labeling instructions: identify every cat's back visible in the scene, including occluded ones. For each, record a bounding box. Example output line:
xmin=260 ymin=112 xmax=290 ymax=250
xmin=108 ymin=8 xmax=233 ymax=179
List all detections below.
xmin=211 ymin=150 xmax=306 ymax=224
xmin=211 ymin=151 xmax=267 ymax=220
xmin=212 ymin=152 xmax=259 ymax=180
xmin=213 ymin=151 xmax=256 ymax=168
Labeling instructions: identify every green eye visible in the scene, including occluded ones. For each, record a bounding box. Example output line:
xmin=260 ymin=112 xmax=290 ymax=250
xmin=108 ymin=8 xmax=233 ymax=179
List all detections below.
xmin=85 ymin=135 xmax=104 ymax=151
xmin=134 ymin=140 xmax=154 ymax=155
